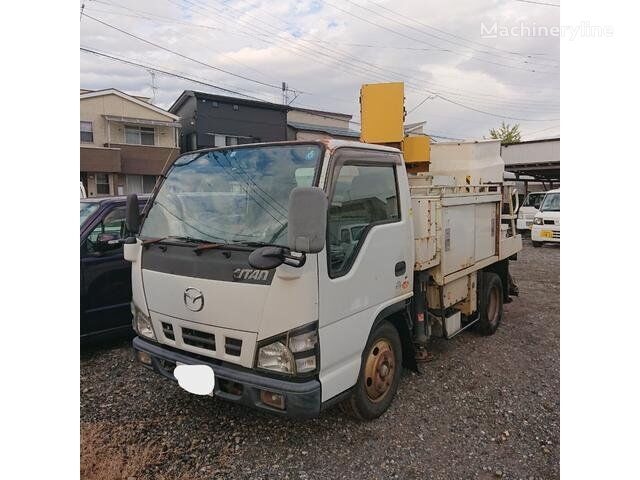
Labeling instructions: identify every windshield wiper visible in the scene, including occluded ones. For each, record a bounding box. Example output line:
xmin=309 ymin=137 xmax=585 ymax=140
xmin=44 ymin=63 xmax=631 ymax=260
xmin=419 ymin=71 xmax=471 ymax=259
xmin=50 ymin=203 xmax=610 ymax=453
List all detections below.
xmin=193 ymin=242 xmax=229 ymax=254
xmin=232 ymin=240 xmax=283 ymax=249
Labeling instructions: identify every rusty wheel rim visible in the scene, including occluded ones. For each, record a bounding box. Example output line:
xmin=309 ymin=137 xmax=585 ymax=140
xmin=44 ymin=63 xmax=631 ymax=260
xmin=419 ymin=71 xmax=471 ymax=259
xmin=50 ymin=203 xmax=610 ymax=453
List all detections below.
xmin=488 ymin=286 xmax=500 ymax=325
xmin=364 ymin=339 xmax=396 ymax=403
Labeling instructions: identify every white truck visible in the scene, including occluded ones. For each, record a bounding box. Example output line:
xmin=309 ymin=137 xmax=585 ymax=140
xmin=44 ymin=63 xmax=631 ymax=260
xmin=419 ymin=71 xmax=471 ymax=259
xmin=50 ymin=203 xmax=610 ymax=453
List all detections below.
xmin=531 ymin=189 xmax=560 ymax=246
xmin=123 ymin=137 xmax=522 ymax=420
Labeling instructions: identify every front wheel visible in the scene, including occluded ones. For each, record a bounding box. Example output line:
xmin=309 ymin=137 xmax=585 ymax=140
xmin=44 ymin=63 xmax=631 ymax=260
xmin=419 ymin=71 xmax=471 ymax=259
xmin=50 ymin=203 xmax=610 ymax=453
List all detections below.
xmin=341 ymin=321 xmax=403 ymax=420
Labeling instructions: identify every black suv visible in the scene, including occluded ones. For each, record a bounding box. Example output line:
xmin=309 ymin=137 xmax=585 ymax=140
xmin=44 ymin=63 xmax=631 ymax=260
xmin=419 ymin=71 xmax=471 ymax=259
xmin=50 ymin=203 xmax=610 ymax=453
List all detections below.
xmin=80 ymin=195 xmax=149 ymax=341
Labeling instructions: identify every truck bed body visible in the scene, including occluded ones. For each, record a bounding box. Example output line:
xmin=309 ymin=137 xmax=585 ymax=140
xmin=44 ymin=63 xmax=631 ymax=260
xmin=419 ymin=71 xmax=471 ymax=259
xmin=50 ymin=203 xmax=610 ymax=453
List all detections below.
xmin=407 ymin=140 xmax=522 ymax=326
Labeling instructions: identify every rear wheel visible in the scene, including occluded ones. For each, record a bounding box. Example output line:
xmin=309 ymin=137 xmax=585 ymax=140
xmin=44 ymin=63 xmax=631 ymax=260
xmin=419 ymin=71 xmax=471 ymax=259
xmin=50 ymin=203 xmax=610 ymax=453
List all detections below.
xmin=477 ymin=272 xmax=504 ymax=335
xmin=341 ymin=321 xmax=402 ymax=420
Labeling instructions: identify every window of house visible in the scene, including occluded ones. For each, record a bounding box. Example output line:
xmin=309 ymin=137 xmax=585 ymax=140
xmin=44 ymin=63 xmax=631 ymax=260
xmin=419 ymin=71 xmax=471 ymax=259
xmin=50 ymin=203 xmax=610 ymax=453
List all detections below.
xmin=143 ymin=175 xmax=156 ymax=193
xmin=96 ymin=174 xmax=110 ymax=195
xmin=80 ymin=121 xmax=93 ymax=143
xmin=125 ymin=126 xmax=155 ymax=145
xmin=214 ymin=134 xmax=226 ymax=147
xmin=233 ymin=104 xmax=239 ymax=111
xmin=327 ymin=164 xmax=400 ymax=277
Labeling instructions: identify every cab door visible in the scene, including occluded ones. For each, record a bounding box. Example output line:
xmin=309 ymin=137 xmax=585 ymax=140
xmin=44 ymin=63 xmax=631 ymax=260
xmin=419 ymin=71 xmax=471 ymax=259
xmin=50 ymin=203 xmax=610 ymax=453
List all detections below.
xmin=317 ymin=148 xmax=414 ymax=401
xmin=80 ymin=204 xmax=132 ymax=337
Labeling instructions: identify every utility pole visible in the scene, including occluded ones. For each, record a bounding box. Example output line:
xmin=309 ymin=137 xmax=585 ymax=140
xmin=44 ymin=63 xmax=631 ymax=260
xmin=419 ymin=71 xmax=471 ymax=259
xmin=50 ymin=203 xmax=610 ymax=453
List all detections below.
xmin=282 ymin=82 xmax=287 ymax=105
xmin=148 ymin=70 xmax=158 ymax=104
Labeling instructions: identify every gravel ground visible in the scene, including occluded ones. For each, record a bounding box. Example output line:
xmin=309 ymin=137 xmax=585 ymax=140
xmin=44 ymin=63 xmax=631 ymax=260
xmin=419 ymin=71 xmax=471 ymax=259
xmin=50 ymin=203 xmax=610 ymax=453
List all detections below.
xmin=81 ymin=240 xmax=559 ymax=480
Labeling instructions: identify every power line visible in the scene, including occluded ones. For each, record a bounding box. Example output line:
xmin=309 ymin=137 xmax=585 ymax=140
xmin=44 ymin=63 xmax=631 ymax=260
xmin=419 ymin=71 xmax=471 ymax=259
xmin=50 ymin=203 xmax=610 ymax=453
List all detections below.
xmin=343 ymin=0 xmax=559 ymax=67
xmin=515 ymin=0 xmax=560 ymax=7
xmin=368 ymin=0 xmax=558 ymax=60
xmin=80 ymin=47 xmax=274 ymax=102
xmin=82 ymin=13 xmax=291 ymax=93
xmin=173 ymin=0 xmax=558 ymax=109
xmin=173 ymin=0 xmax=559 ymax=116
xmin=82 ymin=4 xmax=558 ymax=123
xmin=92 ymin=0 xmax=558 ymax=92
xmin=80 ymin=47 xmax=363 ymax=128
xmin=322 ymin=0 xmax=557 ymax=73
xmin=86 ymin=1 xmax=559 ymax=111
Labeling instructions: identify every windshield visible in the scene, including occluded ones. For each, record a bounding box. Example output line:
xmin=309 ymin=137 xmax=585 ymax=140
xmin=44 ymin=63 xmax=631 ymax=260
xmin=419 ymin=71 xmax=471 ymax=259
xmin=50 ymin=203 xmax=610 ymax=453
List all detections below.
xmin=141 ymin=144 xmax=322 ymax=246
xmin=523 ymin=193 xmax=545 ymax=209
xmin=540 ymin=192 xmax=560 ymax=212
xmin=80 ymin=202 xmax=100 ymax=226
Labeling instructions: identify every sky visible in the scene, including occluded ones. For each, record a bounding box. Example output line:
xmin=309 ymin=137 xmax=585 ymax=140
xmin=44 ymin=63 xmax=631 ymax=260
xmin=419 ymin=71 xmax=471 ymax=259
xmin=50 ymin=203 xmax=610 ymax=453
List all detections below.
xmin=79 ymin=0 xmax=560 ymax=141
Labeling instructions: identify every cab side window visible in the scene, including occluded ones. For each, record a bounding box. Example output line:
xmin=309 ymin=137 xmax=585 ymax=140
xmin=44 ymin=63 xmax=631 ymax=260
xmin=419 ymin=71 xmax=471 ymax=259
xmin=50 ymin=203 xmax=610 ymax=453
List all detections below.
xmin=85 ymin=206 xmax=127 ymax=255
xmin=327 ymin=165 xmax=400 ymax=277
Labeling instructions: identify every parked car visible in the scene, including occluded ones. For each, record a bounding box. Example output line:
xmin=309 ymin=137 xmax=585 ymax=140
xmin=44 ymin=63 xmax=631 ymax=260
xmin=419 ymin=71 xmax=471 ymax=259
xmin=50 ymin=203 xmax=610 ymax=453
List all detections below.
xmin=80 ymin=182 xmax=87 ymax=199
xmin=81 ymin=195 xmax=150 ymax=341
xmin=516 ymin=191 xmax=547 ymax=232
xmin=531 ymin=189 xmax=560 ymax=247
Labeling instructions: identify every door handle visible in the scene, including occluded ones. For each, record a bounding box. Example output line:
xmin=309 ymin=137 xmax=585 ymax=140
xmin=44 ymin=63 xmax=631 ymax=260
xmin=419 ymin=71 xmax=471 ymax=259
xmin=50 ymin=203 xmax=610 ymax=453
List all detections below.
xmin=395 ymin=261 xmax=406 ymax=277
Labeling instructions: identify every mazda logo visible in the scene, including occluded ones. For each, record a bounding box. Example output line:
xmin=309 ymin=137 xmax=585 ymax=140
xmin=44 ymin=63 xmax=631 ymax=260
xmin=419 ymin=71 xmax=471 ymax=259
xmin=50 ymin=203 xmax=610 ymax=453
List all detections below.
xmin=184 ymin=287 xmax=204 ymax=312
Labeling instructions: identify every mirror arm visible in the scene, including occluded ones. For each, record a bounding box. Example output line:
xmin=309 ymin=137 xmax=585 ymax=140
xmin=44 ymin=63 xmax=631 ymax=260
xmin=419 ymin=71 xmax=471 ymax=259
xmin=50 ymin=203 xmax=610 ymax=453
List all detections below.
xmin=282 ymin=250 xmax=306 ymax=268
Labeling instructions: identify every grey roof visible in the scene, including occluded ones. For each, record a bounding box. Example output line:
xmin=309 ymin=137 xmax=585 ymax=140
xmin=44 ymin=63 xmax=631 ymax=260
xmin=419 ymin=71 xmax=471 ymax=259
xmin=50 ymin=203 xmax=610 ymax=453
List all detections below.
xmin=287 ymin=121 xmax=361 ymax=138
xmin=170 ymin=90 xmax=289 ymax=113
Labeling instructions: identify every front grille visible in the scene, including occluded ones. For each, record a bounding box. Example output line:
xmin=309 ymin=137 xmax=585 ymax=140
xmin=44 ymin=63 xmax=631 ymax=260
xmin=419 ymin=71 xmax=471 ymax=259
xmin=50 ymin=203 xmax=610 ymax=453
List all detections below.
xmin=544 ymin=219 xmax=555 ymax=225
xmin=553 ymin=231 xmax=560 ymax=239
xmin=225 ymin=337 xmax=243 ymax=357
xmin=182 ymin=328 xmax=216 ymax=351
xmin=162 ymin=322 xmax=175 ymax=340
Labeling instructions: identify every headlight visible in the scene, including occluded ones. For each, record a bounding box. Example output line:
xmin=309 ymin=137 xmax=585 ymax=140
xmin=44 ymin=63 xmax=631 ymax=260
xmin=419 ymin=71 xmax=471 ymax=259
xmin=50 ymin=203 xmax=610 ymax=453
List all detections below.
xmin=257 ymin=341 xmax=295 ymax=374
xmin=256 ymin=323 xmax=319 ymax=375
xmin=533 ymin=217 xmax=543 ymax=225
xmin=132 ymin=304 xmax=156 ymax=340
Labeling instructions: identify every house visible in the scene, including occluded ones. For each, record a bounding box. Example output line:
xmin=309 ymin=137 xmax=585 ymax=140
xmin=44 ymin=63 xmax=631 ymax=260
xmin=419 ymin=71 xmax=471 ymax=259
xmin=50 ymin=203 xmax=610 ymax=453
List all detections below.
xmin=169 ymin=91 xmax=289 ymax=152
xmin=286 ymin=107 xmax=360 ymax=141
xmin=80 ymin=89 xmax=181 ymax=197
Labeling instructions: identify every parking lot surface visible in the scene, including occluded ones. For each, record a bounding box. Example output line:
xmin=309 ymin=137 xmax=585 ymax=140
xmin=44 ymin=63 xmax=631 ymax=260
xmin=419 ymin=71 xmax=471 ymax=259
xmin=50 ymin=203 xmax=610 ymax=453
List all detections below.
xmin=81 ymin=241 xmax=559 ymax=480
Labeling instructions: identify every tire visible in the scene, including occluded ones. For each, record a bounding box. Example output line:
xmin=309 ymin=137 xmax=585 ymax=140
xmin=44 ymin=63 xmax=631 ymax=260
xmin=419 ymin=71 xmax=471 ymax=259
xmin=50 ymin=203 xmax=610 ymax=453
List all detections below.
xmin=341 ymin=321 xmax=403 ymax=420
xmin=532 ymin=241 xmax=543 ymax=248
xmin=477 ymin=272 xmax=504 ymax=335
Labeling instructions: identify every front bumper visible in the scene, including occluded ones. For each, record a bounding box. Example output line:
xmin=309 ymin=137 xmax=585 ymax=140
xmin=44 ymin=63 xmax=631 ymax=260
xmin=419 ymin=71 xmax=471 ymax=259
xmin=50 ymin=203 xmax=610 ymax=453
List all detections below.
xmin=516 ymin=218 xmax=533 ymax=231
xmin=133 ymin=337 xmax=321 ymax=419
xmin=531 ymin=225 xmax=560 ymax=242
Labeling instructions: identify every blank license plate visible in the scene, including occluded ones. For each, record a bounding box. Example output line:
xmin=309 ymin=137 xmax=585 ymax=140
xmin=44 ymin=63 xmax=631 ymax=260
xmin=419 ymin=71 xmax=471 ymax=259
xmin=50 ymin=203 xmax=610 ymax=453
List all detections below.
xmin=173 ymin=364 xmax=215 ymax=396
xmin=541 ymin=230 xmax=553 ymax=238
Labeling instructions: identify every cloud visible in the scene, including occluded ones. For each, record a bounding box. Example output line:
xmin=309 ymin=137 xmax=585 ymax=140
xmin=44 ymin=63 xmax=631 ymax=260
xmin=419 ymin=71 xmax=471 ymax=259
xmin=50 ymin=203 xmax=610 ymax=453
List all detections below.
xmin=80 ymin=0 xmax=559 ymax=139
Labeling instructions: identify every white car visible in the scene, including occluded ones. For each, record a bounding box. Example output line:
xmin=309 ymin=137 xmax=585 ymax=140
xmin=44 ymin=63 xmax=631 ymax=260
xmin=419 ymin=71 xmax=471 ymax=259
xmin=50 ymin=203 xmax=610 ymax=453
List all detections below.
xmin=531 ymin=189 xmax=560 ymax=247
xmin=517 ymin=191 xmax=547 ymax=231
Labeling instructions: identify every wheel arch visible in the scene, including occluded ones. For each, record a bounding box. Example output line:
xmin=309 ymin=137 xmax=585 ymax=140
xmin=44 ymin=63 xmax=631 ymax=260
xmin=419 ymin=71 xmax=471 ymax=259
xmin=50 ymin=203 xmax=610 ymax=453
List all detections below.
xmin=369 ymin=299 xmax=418 ymax=372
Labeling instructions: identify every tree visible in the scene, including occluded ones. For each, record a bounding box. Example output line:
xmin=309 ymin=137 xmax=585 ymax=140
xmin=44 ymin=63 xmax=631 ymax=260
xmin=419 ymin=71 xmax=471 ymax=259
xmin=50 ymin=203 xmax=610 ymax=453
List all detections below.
xmin=489 ymin=122 xmax=521 ymax=143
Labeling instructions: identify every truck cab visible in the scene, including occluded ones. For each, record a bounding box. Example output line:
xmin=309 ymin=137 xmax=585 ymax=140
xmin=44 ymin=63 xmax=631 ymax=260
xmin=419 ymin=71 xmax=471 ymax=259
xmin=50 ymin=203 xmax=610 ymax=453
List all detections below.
xmin=127 ymin=141 xmax=414 ymax=418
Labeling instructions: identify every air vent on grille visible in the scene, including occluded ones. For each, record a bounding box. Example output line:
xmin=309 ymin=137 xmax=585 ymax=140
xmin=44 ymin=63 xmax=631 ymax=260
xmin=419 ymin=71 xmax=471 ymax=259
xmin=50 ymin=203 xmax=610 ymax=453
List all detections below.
xmin=162 ymin=322 xmax=175 ymax=340
xmin=225 ymin=337 xmax=242 ymax=356
xmin=182 ymin=328 xmax=216 ymax=351
xmin=544 ymin=219 xmax=555 ymax=225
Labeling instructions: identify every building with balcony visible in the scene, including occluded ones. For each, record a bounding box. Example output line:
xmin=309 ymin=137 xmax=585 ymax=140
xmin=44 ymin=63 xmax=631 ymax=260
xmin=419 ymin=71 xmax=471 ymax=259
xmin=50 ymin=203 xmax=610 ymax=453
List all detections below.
xmin=80 ymin=89 xmax=181 ymax=197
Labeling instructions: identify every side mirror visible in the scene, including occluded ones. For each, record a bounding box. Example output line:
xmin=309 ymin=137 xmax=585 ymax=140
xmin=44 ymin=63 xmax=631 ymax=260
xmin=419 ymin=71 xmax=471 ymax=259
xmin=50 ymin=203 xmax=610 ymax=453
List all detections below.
xmin=125 ymin=194 xmax=140 ymax=234
xmin=287 ymin=187 xmax=327 ymax=253
xmin=95 ymin=232 xmax=121 ymax=251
